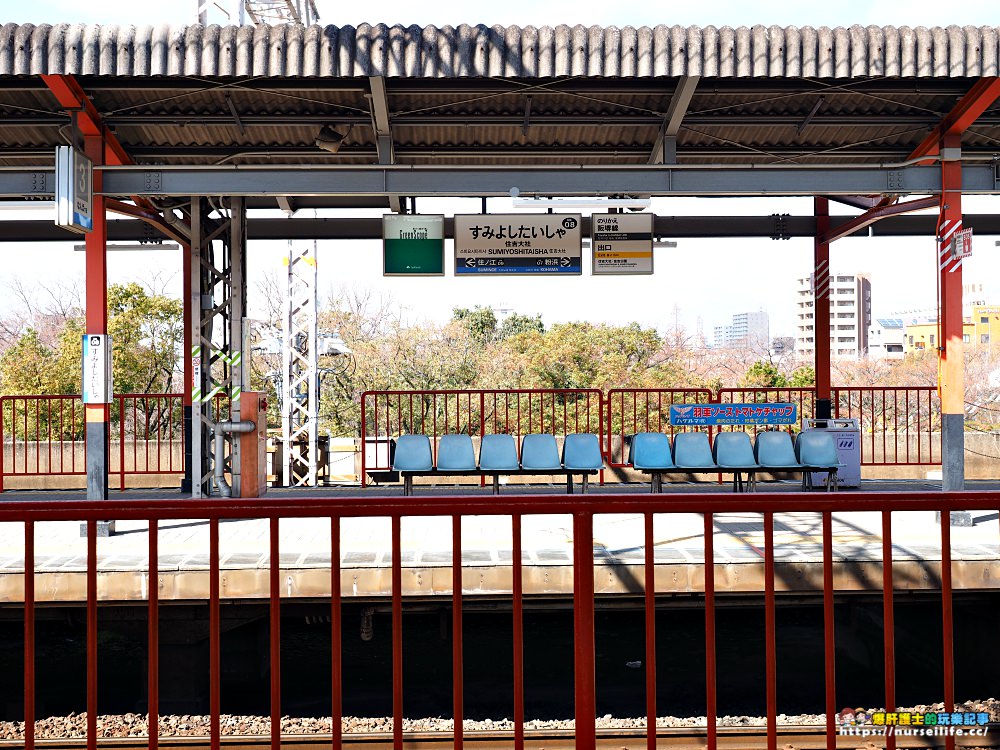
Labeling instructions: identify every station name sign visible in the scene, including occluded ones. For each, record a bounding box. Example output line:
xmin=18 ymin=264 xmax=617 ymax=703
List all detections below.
xmin=55 ymin=145 xmax=93 ymax=234
xmin=591 ymin=212 xmax=654 ymax=275
xmin=81 ymin=334 xmax=113 ymax=404
xmin=670 ymin=403 xmax=798 ymax=426
xmin=455 ymin=214 xmax=582 ymax=275
xmin=383 ymin=214 xmax=445 ymax=276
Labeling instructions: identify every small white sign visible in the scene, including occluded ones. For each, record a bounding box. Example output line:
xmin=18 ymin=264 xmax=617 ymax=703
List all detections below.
xmin=55 ymin=146 xmax=93 ymax=234
xmin=950 ymin=228 xmax=973 ymax=260
xmin=591 ymin=213 xmax=654 ymax=275
xmin=81 ymin=334 xmax=113 ymax=404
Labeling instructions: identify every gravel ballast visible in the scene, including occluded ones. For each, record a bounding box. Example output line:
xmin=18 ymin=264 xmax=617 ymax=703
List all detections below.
xmin=0 ymin=699 xmax=996 ymax=740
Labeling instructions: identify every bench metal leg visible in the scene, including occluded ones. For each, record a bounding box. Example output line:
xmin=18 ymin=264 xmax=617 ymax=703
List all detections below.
xmin=493 ymin=475 xmax=500 ymax=495
xmin=566 ymin=475 xmax=574 ymax=495
xmin=403 ymin=475 xmax=412 ymax=496
xmin=581 ymin=475 xmax=589 ymax=494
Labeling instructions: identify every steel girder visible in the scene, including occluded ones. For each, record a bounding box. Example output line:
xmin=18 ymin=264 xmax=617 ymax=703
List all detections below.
xmin=3 ymin=164 xmax=999 ymax=198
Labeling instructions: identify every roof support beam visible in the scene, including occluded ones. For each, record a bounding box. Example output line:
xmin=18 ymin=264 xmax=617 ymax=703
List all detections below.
xmin=819 ymin=196 xmax=939 ymax=244
xmin=823 ymin=195 xmax=884 ymax=211
xmin=649 ymin=76 xmax=699 ymax=165
xmin=6 ymin=213 xmax=1000 ymax=243
xmin=4 ymin=164 xmax=998 ymax=198
xmin=39 ymin=74 xmax=176 ymax=229
xmin=368 ymin=76 xmax=401 ymax=213
xmin=908 ymin=76 xmax=1000 ymax=162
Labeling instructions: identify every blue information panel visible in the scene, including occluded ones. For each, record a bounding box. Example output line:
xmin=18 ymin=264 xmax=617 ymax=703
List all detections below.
xmin=454 ymin=214 xmax=582 ymax=275
xmin=669 ymin=403 xmax=798 ymax=426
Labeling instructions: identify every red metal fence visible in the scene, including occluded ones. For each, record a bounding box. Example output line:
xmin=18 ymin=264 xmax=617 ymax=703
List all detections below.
xmin=604 ymin=388 xmax=714 ymax=466
xmin=360 ymin=389 xmax=604 ymax=484
xmin=605 ymin=386 xmax=940 ymax=468
xmin=0 ymin=394 xmax=186 ymax=492
xmin=2 ymin=386 xmax=943 ymax=492
xmin=11 ymin=490 xmax=989 ymax=750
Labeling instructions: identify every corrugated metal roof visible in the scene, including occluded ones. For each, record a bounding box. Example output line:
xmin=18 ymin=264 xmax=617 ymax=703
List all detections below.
xmin=1 ymin=23 xmax=999 ymax=78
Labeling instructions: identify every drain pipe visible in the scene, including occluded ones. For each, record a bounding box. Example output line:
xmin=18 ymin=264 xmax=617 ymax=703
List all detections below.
xmin=214 ymin=420 xmax=256 ymax=497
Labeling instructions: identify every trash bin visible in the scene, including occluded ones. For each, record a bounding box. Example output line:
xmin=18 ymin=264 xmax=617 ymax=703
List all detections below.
xmin=363 ymin=436 xmax=398 ymax=484
xmin=803 ymin=418 xmax=861 ymax=488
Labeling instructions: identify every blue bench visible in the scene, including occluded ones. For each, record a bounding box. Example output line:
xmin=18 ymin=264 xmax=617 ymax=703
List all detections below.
xmin=393 ymin=432 xmax=604 ymax=495
xmin=628 ymin=430 xmax=841 ymax=492
xmin=630 ymin=431 xmax=758 ymax=493
xmin=755 ymin=430 xmax=841 ymax=491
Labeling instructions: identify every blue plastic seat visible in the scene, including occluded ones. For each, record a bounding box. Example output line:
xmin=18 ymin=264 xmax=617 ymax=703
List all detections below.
xmin=629 ymin=432 xmax=675 ymax=470
xmin=713 ymin=432 xmax=759 ymax=469
xmin=562 ymin=433 xmax=604 ymax=470
xmin=713 ymin=431 xmax=760 ymax=492
xmin=520 ymin=434 xmax=561 ymax=470
xmin=436 ymin=434 xmax=477 ymax=471
xmin=795 ymin=431 xmax=841 ymax=468
xmin=479 ymin=434 xmax=520 ymax=471
xmin=754 ymin=431 xmax=804 ymax=468
xmin=392 ymin=434 xmax=433 ymax=471
xmin=671 ymin=432 xmax=717 ymax=469
xmin=796 ymin=431 xmax=842 ymax=491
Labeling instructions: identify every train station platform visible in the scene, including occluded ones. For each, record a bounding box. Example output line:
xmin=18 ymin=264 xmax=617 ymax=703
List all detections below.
xmin=0 ymin=480 xmax=998 ymax=603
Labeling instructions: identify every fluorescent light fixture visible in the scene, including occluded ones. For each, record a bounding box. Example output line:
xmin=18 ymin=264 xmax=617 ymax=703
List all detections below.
xmin=0 ymin=201 xmax=55 ymax=210
xmin=73 ymin=243 xmax=180 ymax=252
xmin=512 ymin=197 xmax=652 ymax=210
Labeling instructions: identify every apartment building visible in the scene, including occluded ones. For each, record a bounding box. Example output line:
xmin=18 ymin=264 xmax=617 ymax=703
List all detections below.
xmin=713 ymin=310 xmax=769 ymax=349
xmin=795 ymin=272 xmax=872 ymax=360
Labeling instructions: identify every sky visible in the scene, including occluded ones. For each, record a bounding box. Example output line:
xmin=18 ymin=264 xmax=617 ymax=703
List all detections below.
xmin=2 ymin=1 xmax=999 ymax=341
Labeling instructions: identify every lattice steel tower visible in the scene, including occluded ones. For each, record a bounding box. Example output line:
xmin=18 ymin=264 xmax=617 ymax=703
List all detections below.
xmin=244 ymin=0 xmax=319 ymax=25
xmin=281 ymin=240 xmax=319 ymax=487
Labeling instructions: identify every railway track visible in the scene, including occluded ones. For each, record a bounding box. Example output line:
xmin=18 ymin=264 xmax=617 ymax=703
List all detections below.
xmin=4 ymin=726 xmax=997 ymax=750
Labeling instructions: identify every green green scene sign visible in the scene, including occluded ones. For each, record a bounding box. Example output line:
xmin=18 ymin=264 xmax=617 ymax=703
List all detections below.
xmin=383 ymin=214 xmax=445 ymax=276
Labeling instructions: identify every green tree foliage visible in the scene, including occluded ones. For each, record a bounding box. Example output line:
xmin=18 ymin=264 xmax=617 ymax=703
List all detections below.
xmin=452 ymin=306 xmax=545 ymax=344
xmin=788 ymin=365 xmax=816 ymax=387
xmin=0 ymin=283 xmax=182 ymax=397
xmin=740 ymin=360 xmax=788 ymax=388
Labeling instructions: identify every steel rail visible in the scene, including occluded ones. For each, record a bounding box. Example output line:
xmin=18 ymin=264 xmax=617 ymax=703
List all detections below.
xmin=0 ymin=726 xmax=893 ymax=750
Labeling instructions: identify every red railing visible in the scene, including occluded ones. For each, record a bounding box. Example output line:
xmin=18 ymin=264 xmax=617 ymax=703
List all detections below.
xmin=833 ymin=386 xmax=941 ymax=466
xmin=12 ymin=490 xmax=989 ymax=750
xmin=0 ymin=394 xmax=186 ymax=492
xmin=360 ymin=389 xmax=604 ymax=485
xmin=606 ymin=386 xmax=941 ymax=468
xmin=604 ymin=388 xmax=714 ymax=467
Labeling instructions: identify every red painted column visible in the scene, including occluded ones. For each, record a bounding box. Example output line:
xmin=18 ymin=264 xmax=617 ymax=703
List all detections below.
xmin=181 ymin=241 xmax=192 ymax=493
xmin=813 ymin=198 xmax=832 ymax=420
xmin=83 ymin=133 xmax=109 ymax=501
xmin=937 ymin=134 xmax=965 ymax=491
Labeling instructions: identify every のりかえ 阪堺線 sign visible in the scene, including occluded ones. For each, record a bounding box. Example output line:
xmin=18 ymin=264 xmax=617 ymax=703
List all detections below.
xmin=669 ymin=403 xmax=798 ymax=426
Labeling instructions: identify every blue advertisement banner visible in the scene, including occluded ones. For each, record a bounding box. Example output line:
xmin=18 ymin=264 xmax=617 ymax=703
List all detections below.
xmin=669 ymin=403 xmax=798 ymax=426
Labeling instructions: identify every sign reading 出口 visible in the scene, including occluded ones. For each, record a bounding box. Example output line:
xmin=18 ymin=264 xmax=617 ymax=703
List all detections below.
xmin=591 ymin=212 xmax=654 ymax=275
xmin=670 ymin=403 xmax=798 ymax=426
xmin=383 ymin=214 xmax=445 ymax=276
xmin=455 ymin=214 xmax=582 ymax=275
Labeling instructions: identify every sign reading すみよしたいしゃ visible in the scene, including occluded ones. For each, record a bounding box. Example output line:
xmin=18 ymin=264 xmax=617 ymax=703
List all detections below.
xmin=454 ymin=214 xmax=582 ymax=275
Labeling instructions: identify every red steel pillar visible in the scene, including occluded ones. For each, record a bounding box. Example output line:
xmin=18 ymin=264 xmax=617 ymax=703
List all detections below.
xmin=84 ymin=133 xmax=109 ymax=501
xmin=181 ymin=240 xmax=193 ymax=493
xmin=937 ymin=134 xmax=965 ymax=491
xmin=813 ymin=198 xmax=832 ymax=420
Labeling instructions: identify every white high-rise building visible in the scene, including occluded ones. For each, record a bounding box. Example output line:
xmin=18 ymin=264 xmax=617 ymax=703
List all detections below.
xmin=795 ymin=272 xmax=872 ymax=360
xmin=713 ymin=310 xmax=769 ymax=349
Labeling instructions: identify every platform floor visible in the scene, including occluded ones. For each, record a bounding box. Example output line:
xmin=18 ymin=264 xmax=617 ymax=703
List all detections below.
xmin=0 ymin=480 xmax=998 ymax=602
